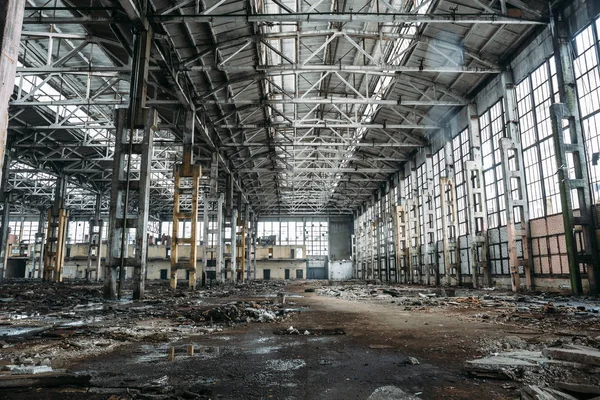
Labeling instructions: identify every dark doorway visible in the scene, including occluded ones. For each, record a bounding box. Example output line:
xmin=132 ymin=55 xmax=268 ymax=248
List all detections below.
xmin=284 ymin=269 xmax=290 ymax=279
xmin=263 ymin=269 xmax=271 ymax=280
xmin=160 ymin=269 xmax=168 ymax=280
xmin=296 ymin=269 xmax=303 ymax=279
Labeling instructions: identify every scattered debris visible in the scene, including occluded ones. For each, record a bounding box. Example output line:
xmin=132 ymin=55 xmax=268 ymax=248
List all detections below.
xmin=406 ymin=357 xmax=420 ymax=365
xmin=368 ymin=385 xmax=420 ymax=400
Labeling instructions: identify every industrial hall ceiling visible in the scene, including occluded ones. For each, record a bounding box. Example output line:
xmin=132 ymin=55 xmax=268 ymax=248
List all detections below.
xmin=7 ymin=0 xmax=549 ymax=217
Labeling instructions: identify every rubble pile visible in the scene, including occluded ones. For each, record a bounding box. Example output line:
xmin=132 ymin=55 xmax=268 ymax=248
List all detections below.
xmin=181 ymin=300 xmax=296 ymax=324
xmin=466 ymin=343 xmax=600 ymax=399
xmin=0 ymin=280 xmax=297 ymax=370
xmin=315 ymin=284 xmax=600 ymax=333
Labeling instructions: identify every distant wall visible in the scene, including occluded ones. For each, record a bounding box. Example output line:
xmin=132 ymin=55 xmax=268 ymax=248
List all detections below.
xmin=328 ymin=216 xmax=353 ymax=261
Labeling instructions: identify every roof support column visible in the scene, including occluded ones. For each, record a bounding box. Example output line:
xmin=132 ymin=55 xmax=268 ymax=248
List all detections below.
xmin=43 ymin=175 xmax=68 ymax=282
xmin=441 ymin=136 xmax=460 ymax=286
xmin=32 ymin=209 xmax=46 ymax=279
xmin=501 ymin=70 xmax=533 ymax=292
xmin=0 ymin=0 xmax=25 ymax=185
xmin=551 ymin=11 xmax=600 ymax=295
xmin=104 ymin=107 xmax=157 ymax=299
xmin=171 ymin=110 xmax=201 ymax=290
xmin=0 ymin=152 xmax=11 ymax=280
xmin=86 ymin=193 xmax=103 ymax=281
xmin=203 ymin=153 xmax=224 ymax=284
xmin=466 ymin=104 xmax=489 ymax=288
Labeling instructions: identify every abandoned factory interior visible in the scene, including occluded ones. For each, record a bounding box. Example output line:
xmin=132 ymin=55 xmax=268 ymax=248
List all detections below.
xmin=1 ymin=0 xmax=600 ymax=399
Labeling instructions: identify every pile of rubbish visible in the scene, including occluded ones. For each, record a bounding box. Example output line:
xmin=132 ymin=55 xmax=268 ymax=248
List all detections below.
xmin=315 ymin=284 xmax=600 ymax=333
xmin=182 ymin=300 xmax=297 ymax=324
xmin=465 ymin=344 xmax=600 ymax=399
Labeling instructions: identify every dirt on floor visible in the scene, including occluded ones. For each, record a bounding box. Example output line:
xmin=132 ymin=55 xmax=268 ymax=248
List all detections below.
xmin=0 ymin=279 xmax=599 ymax=400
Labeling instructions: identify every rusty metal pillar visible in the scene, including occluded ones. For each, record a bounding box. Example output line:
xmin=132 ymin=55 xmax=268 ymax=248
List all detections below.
xmin=43 ymin=175 xmax=69 ymax=282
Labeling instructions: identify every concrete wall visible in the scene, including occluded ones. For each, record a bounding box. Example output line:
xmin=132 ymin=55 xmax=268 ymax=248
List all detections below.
xmin=328 ymin=216 xmax=353 ymax=261
xmin=329 ymin=261 xmax=353 ymax=280
xmin=255 ymin=260 xmax=307 ymax=280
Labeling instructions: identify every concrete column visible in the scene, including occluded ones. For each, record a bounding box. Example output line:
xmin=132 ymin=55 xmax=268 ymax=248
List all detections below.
xmin=43 ymin=175 xmax=68 ymax=282
xmin=32 ymin=209 xmax=46 ymax=279
xmin=551 ymin=11 xmax=600 ymax=295
xmin=133 ymin=109 xmax=156 ymax=299
xmin=501 ymin=70 xmax=533 ymax=292
xmin=86 ymin=193 xmax=103 ymax=281
xmin=105 ymin=108 xmax=126 ymax=299
xmin=466 ymin=103 xmax=489 ymax=287
xmin=0 ymin=0 xmax=25 ymax=183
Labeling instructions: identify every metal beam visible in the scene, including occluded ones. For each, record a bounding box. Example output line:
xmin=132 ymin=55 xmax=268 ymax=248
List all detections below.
xmin=22 ymin=13 xmax=547 ymax=24
xmin=222 ymin=142 xmax=423 ymax=147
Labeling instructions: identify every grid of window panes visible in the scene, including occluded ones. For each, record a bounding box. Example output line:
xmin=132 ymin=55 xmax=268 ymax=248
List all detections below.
xmin=574 ymin=18 xmax=600 ymax=204
xmin=516 ymin=58 xmax=562 ymax=218
xmin=8 ymin=221 xmax=39 ymax=243
xmin=304 ymin=220 xmax=329 ymax=256
xmin=480 ymin=101 xmax=506 ymax=228
xmin=255 ymin=219 xmax=328 ymax=256
xmin=453 ymin=129 xmax=470 ymax=235
xmin=432 ymin=149 xmax=444 ymax=239
xmin=160 ymin=221 xmax=205 ymax=244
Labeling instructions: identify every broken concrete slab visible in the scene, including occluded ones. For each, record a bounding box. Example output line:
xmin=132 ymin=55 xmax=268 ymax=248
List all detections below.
xmin=520 ymin=385 xmax=579 ymax=400
xmin=465 ymin=356 xmax=540 ymax=379
xmin=542 ymin=346 xmax=600 ymax=366
xmin=9 ymin=365 xmax=53 ymax=375
xmin=555 ymin=382 xmax=600 ymax=395
xmin=368 ymin=385 xmax=420 ymax=400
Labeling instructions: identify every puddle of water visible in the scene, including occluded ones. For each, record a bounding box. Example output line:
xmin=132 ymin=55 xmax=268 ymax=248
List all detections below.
xmin=0 ymin=326 xmax=48 ymax=337
xmin=248 ymin=346 xmax=281 ymax=355
xmin=273 ymin=327 xmax=345 ymax=336
xmin=266 ymin=359 xmax=306 ymax=371
xmin=73 ymin=303 xmax=104 ymax=311
xmin=135 ymin=343 xmax=222 ymax=363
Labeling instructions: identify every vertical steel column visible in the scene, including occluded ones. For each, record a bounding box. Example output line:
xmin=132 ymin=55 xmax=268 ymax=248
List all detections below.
xmin=0 ymin=0 xmax=25 ymax=184
xmin=104 ymin=108 xmax=157 ymax=299
xmin=466 ymin=104 xmax=489 ymax=287
xmin=170 ymin=111 xmax=201 ymax=290
xmin=551 ymin=12 xmax=600 ymax=295
xmin=0 ymin=152 xmax=11 ymax=280
xmin=243 ymin=204 xmax=249 ymax=281
xmin=230 ymin=208 xmax=237 ymax=283
xmin=252 ymin=213 xmax=257 ymax=280
xmin=32 ymin=209 xmax=46 ymax=279
xmin=86 ymin=193 xmax=103 ymax=281
xmin=43 ymin=175 xmax=69 ymax=282
xmin=501 ymin=71 xmax=533 ymax=292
